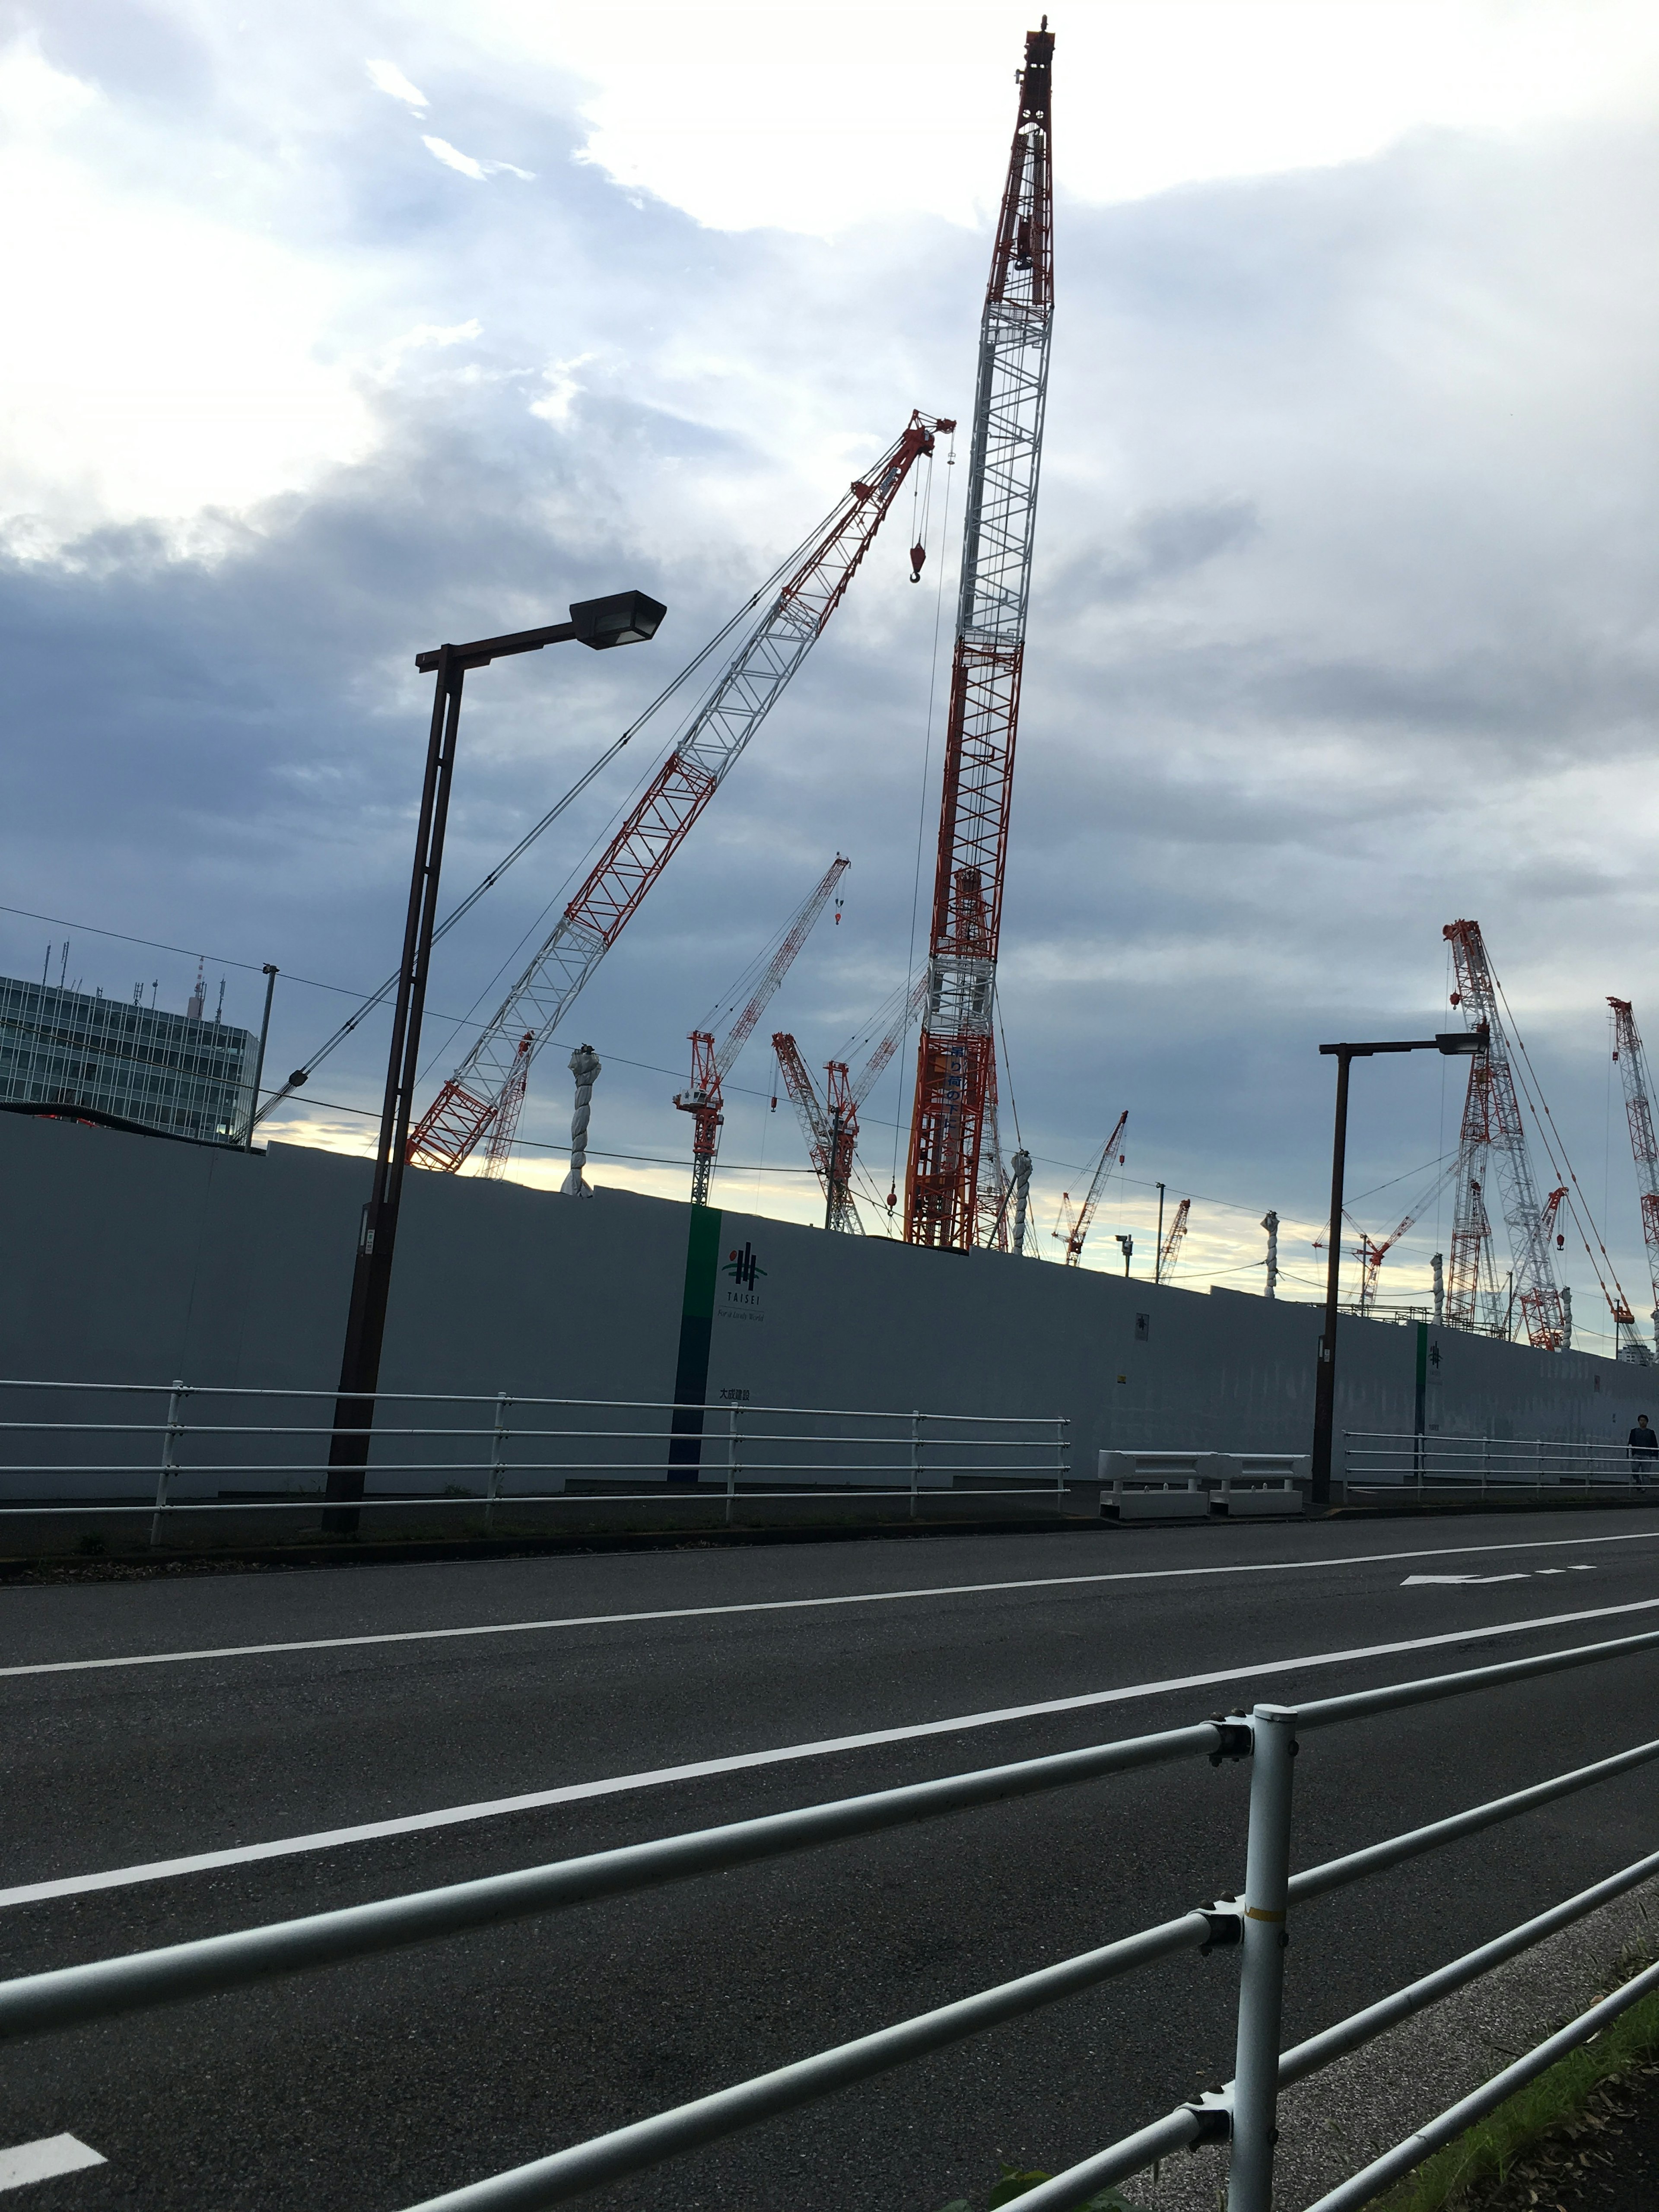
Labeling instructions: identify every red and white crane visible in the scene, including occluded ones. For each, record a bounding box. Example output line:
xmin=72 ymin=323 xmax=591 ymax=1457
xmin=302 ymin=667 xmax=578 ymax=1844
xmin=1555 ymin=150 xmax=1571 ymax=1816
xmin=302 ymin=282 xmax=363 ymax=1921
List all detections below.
xmin=674 ymin=855 xmax=849 ymax=1208
xmin=904 ymin=21 xmax=1054 ymax=1249
xmin=1050 ymin=1111 xmax=1128 ymax=1267
xmin=774 ymin=973 xmax=929 ymax=1234
xmin=405 ymin=410 xmax=950 ymax=1176
xmin=1609 ymin=996 xmax=1659 ymax=1359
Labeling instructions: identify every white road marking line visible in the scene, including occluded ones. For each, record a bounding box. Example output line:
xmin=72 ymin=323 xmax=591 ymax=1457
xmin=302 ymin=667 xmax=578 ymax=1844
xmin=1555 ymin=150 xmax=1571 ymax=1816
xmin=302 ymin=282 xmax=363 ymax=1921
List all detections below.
xmin=5 ymin=1527 xmax=1656 ymax=1683
xmin=0 ymin=2136 xmax=105 ymax=2191
xmin=5 ymin=1594 xmax=1656 ymax=1913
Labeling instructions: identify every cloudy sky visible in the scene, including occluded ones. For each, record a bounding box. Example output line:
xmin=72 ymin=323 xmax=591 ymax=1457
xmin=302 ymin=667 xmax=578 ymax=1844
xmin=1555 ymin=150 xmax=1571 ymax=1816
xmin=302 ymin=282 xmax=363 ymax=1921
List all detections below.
xmin=4 ymin=0 xmax=1659 ymax=1346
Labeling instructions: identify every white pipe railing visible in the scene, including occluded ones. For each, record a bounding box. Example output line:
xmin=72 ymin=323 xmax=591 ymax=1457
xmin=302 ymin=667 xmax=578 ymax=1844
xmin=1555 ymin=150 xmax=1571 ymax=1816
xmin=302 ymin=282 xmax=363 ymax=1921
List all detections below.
xmin=0 ymin=1378 xmax=1069 ymax=1532
xmin=1343 ymin=1427 xmax=1659 ymax=1495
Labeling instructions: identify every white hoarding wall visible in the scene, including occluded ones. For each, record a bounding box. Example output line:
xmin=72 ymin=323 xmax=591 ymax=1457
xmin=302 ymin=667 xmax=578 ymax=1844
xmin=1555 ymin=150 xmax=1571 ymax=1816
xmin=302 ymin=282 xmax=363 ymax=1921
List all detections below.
xmin=0 ymin=1110 xmax=1651 ymax=1499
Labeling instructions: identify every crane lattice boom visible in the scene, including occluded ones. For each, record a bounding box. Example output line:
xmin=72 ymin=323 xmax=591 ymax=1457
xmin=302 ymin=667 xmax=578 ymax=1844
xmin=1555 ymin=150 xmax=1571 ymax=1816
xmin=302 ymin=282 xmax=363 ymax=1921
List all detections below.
xmin=1609 ymin=997 xmax=1659 ymax=1354
xmin=407 ymin=411 xmax=949 ymax=1176
xmin=1443 ymin=920 xmax=1565 ymax=1348
xmin=1157 ymin=1197 xmax=1191 ymax=1282
xmin=1058 ymin=1111 xmax=1128 ymax=1266
xmin=772 ymin=973 xmax=928 ymax=1236
xmin=675 ymin=855 xmax=849 ymax=1208
xmin=772 ymin=1036 xmax=862 ymax=1234
xmin=904 ymin=22 xmax=1053 ymax=1249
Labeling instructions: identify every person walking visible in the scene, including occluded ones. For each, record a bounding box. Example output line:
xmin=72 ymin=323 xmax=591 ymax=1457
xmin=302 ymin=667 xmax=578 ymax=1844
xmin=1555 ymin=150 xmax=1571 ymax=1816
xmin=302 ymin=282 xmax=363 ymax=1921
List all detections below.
xmin=1628 ymin=1415 xmax=1658 ymax=1486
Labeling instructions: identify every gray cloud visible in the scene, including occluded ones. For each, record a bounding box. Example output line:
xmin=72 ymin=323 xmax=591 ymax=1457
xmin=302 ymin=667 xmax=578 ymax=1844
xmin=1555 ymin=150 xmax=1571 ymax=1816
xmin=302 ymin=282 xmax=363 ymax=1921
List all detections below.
xmin=4 ymin=6 xmax=1659 ymax=1339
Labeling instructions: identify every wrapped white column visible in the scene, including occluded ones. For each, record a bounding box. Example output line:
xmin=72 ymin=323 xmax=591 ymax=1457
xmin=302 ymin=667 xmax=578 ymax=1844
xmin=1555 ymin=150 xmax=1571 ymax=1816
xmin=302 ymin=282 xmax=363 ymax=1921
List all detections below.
xmin=1261 ymin=1210 xmax=1279 ymax=1299
xmin=1008 ymin=1149 xmax=1032 ymax=1255
xmin=1432 ymin=1251 xmax=1445 ymax=1327
xmin=560 ymin=1044 xmax=601 ymax=1198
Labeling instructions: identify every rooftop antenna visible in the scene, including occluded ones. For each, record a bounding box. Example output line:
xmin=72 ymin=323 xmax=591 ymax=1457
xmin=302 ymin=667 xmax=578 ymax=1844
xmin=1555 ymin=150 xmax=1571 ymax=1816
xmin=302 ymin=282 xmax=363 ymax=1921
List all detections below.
xmin=214 ymin=978 xmax=226 ymax=1024
xmin=58 ymin=943 xmax=69 ymax=989
xmin=188 ymin=960 xmax=206 ymax=1021
xmin=40 ymin=944 xmax=50 ymax=989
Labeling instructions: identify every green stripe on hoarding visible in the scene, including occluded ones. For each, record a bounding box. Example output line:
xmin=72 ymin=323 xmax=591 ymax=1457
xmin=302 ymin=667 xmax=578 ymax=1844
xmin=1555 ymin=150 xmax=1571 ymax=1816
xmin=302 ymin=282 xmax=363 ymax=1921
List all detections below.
xmin=667 ymin=1206 xmax=723 ymax=1482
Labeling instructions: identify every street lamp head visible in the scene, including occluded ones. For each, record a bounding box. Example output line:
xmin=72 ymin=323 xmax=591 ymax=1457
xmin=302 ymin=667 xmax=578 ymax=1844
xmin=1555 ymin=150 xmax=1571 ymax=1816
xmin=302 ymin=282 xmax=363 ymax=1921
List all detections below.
xmin=1435 ymin=1024 xmax=1489 ymax=1056
xmin=569 ymin=590 xmax=667 ymax=650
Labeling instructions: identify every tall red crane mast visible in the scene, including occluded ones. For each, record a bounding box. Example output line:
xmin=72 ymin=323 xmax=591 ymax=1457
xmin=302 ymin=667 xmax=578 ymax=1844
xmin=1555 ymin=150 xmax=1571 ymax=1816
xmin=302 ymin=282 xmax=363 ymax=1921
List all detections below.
xmin=674 ymin=854 xmax=849 ymax=1208
xmin=904 ymin=20 xmax=1054 ymax=1249
xmin=406 ymin=410 xmax=950 ymax=1176
xmin=1609 ymin=997 xmax=1659 ymax=1358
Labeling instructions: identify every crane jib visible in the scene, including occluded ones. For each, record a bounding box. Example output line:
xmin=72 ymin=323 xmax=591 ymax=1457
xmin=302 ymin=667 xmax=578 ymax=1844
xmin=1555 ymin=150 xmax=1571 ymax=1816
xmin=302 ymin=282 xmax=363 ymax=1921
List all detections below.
xmin=404 ymin=412 xmax=950 ymax=1177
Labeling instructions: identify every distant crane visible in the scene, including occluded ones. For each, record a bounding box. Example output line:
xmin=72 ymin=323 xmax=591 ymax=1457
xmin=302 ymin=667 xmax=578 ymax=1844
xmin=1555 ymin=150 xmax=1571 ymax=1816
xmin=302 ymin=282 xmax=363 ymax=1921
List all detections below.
xmin=674 ymin=856 xmax=849 ymax=1208
xmin=1443 ymin=920 xmax=1566 ymax=1348
xmin=1049 ymin=1112 xmax=1128 ymax=1267
xmin=1157 ymin=1198 xmax=1191 ymax=1283
xmin=1608 ymin=997 xmax=1659 ymax=1360
xmin=773 ymin=973 xmax=929 ymax=1234
xmin=405 ymin=409 xmax=950 ymax=1176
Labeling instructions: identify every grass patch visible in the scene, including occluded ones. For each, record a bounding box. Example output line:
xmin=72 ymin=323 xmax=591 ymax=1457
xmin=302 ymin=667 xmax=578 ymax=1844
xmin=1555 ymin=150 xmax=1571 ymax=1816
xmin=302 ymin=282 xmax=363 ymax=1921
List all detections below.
xmin=1370 ymin=1956 xmax=1659 ymax=2212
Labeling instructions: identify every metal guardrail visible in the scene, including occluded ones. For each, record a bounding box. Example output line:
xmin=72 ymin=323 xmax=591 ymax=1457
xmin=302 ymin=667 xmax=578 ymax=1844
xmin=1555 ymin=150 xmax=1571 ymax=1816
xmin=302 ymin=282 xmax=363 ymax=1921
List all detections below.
xmin=3 ymin=1624 xmax=1656 ymax=2208
xmin=1343 ymin=1427 xmax=1659 ymax=1497
xmin=0 ymin=1379 xmax=1069 ymax=1538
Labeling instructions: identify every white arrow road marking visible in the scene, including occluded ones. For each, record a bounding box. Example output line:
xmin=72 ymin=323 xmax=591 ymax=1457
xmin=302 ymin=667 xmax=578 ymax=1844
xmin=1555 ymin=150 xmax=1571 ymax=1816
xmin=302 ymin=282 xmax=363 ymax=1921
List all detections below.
xmin=1404 ymin=1565 xmax=1599 ymax=1586
xmin=1403 ymin=1573 xmax=1533 ymax=1585
xmin=0 ymin=2136 xmax=105 ymax=2191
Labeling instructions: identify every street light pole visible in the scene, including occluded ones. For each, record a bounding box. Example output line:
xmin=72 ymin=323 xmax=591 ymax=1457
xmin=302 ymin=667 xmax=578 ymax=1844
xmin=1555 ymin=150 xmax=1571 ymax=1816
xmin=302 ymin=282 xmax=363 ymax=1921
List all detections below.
xmin=245 ymin=963 xmax=279 ymax=1149
xmin=1309 ymin=1025 xmax=1486 ymax=1508
xmin=323 ymin=592 xmax=665 ymax=1532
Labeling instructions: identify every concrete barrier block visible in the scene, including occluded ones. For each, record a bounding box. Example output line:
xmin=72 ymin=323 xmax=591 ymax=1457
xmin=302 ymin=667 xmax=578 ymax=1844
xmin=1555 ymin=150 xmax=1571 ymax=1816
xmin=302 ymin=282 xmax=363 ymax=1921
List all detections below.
xmin=1105 ymin=1482 xmax=1211 ymax=1521
xmin=1215 ymin=1479 xmax=1306 ymax=1518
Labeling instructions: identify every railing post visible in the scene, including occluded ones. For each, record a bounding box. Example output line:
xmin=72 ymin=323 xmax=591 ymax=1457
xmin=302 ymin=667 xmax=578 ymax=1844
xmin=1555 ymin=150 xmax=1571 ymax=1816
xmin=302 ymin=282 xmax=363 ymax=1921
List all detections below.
xmin=485 ymin=1392 xmax=510 ymax=1534
xmin=910 ymin=1411 xmax=922 ymax=1519
xmin=1057 ymin=1417 xmax=1069 ymax=1510
xmin=726 ymin=1406 xmax=742 ymax=1526
xmin=150 ymin=1380 xmax=187 ymax=1548
xmin=1227 ymin=1704 xmax=1298 ymax=2212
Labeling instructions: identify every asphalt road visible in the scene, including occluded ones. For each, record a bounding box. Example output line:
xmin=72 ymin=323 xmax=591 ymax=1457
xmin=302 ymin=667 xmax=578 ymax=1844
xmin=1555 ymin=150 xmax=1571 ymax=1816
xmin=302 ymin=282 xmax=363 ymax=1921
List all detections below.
xmin=2 ymin=1509 xmax=1657 ymax=2212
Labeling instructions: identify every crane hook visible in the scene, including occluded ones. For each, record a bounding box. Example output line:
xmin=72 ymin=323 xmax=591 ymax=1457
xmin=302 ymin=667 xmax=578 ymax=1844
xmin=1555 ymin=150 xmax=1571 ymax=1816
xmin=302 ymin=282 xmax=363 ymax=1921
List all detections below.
xmin=909 ymin=543 xmax=927 ymax=582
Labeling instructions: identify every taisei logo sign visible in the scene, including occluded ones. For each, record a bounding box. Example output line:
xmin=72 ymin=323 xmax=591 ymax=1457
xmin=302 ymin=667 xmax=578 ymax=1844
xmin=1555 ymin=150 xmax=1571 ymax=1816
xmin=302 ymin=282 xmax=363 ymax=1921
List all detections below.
xmin=719 ymin=1241 xmax=766 ymax=1322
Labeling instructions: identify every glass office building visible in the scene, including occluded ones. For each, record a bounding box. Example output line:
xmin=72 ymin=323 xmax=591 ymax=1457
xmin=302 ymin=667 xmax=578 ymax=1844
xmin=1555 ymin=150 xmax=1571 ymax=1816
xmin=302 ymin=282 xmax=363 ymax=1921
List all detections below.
xmin=0 ymin=976 xmax=254 ymax=1145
